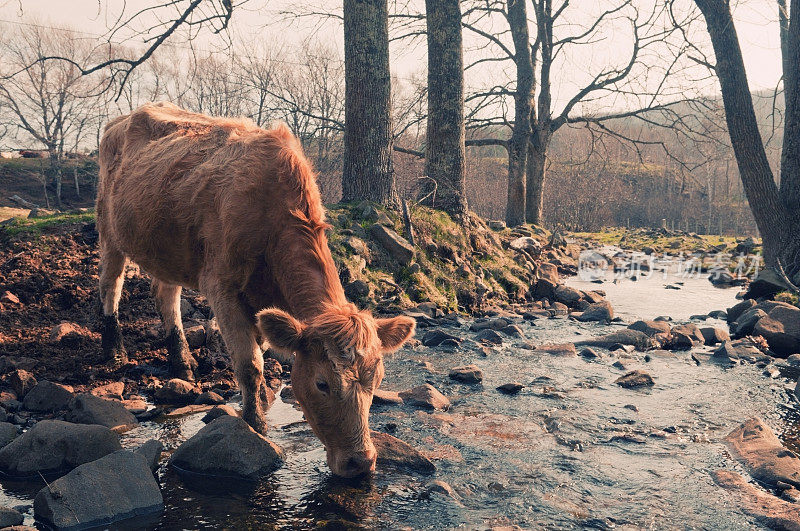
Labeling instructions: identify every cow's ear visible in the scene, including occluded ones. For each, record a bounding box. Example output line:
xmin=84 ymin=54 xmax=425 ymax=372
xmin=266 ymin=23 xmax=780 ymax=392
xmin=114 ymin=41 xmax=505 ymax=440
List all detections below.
xmin=257 ymin=308 xmax=305 ymax=354
xmin=376 ymin=316 xmax=416 ymax=353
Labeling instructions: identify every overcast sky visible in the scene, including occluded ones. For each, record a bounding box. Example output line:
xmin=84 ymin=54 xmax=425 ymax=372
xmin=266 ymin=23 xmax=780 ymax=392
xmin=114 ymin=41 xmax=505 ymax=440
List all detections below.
xmin=0 ymin=0 xmax=786 ymax=111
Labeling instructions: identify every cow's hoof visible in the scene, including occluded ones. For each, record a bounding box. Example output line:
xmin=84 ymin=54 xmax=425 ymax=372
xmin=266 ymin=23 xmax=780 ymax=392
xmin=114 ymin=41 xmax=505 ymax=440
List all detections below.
xmin=103 ymin=347 xmax=128 ymax=367
xmin=166 ymin=327 xmax=197 ymax=381
xmin=101 ymin=314 xmax=127 ymax=365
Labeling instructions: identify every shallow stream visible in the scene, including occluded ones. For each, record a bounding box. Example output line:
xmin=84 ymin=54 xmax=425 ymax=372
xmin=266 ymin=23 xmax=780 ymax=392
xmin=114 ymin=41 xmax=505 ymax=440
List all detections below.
xmin=3 ymin=256 xmax=799 ymax=529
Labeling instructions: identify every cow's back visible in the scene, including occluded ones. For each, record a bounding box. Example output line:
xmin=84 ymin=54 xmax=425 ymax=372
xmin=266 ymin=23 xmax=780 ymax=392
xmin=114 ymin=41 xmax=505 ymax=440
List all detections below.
xmin=96 ymin=102 xmax=304 ymax=290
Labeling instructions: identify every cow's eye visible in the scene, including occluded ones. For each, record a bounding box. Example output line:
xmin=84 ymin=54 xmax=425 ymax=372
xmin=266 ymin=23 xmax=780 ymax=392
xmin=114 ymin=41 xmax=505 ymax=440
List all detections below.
xmin=316 ymin=381 xmax=330 ymax=394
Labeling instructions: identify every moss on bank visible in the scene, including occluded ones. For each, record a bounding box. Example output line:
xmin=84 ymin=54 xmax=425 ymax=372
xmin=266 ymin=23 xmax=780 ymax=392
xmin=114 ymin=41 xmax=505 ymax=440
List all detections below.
xmin=569 ymin=227 xmax=753 ymax=255
xmin=2 ymin=204 xmax=567 ymax=314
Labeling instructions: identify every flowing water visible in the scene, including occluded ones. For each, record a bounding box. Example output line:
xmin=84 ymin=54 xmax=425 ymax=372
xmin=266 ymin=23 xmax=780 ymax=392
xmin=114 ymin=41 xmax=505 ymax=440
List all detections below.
xmin=3 ymin=251 xmax=799 ymax=529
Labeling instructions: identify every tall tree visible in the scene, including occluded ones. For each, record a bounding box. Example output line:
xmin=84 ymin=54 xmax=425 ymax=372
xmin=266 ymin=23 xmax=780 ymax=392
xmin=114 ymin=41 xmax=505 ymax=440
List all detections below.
xmin=506 ymin=0 xmax=534 ymax=226
xmin=463 ymin=0 xmax=694 ymax=225
xmin=422 ymin=0 xmax=468 ymax=220
xmin=693 ymin=0 xmax=800 ymax=274
xmin=341 ymin=0 xmax=396 ymax=205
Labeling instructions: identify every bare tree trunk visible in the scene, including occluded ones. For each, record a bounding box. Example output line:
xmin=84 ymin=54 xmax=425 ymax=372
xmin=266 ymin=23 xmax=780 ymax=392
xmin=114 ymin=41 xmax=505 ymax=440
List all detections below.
xmin=505 ymin=0 xmax=534 ymax=227
xmin=695 ymin=0 xmax=800 ymax=270
xmin=422 ymin=0 xmax=467 ymax=221
xmin=525 ymin=132 xmax=548 ymax=225
xmin=341 ymin=0 xmax=395 ymax=205
xmin=780 ymin=0 xmax=800 ymax=210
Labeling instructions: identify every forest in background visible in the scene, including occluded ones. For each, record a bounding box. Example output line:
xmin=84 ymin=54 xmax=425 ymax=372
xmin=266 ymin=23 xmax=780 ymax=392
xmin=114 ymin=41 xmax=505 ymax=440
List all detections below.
xmin=0 ymin=12 xmax=786 ymax=237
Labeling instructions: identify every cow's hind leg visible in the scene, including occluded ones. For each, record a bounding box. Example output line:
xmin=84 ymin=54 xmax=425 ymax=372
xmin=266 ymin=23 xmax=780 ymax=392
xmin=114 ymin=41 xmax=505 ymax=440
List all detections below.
xmin=202 ymin=284 xmax=267 ymax=435
xmin=99 ymin=241 xmax=127 ymax=364
xmin=152 ymin=280 xmax=197 ymax=381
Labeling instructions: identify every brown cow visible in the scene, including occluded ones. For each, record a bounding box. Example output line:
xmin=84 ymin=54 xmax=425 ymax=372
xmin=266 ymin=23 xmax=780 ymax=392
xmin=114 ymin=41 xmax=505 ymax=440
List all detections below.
xmin=97 ymin=102 xmax=415 ymax=477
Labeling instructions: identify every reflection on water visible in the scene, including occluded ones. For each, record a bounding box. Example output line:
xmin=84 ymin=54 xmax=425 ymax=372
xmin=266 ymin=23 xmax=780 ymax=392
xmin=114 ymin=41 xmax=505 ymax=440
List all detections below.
xmin=4 ymin=255 xmax=798 ymax=529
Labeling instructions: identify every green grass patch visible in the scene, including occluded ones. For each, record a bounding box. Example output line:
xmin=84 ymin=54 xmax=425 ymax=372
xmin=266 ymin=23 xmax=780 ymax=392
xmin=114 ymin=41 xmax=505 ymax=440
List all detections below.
xmin=4 ymin=211 xmax=95 ymax=236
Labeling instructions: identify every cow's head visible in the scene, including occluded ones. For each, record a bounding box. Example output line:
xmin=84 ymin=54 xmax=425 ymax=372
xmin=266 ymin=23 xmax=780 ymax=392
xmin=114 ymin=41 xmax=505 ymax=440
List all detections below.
xmin=257 ymin=304 xmax=415 ymax=477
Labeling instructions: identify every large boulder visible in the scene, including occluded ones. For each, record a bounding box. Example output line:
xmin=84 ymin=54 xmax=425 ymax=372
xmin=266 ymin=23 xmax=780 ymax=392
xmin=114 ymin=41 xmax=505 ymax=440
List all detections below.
xmin=753 ymin=304 xmax=800 ymax=356
xmin=22 ymin=381 xmax=74 ymax=412
xmin=532 ymin=278 xmax=557 ymax=300
xmin=744 ymin=269 xmax=796 ymax=299
xmin=33 ymin=451 xmax=163 ymax=530
xmin=65 ymin=393 xmax=138 ymax=431
xmin=169 ymin=415 xmax=283 ymax=480
xmin=0 ymin=420 xmax=121 ymax=477
xmin=369 ymin=224 xmax=414 ymax=265
xmin=0 ymin=422 xmax=18 ymax=448
xmin=576 ymin=300 xmax=613 ymax=322
xmin=724 ymin=417 xmax=800 ymax=488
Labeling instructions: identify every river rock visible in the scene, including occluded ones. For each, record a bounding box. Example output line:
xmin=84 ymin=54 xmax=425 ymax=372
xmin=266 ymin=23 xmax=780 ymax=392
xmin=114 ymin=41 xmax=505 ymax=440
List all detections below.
xmin=700 ymin=327 xmax=730 ymax=346
xmin=169 ymin=415 xmax=283 ymax=480
xmin=399 ymin=384 xmax=450 ymax=410
xmin=194 ymin=391 xmax=225 ymax=405
xmin=500 ymin=324 xmax=525 ymax=337
xmin=579 ymin=347 xmax=601 ymax=359
xmin=184 ymin=324 xmax=206 ymax=349
xmin=0 ymin=420 xmax=121 ymax=477
xmin=90 ymin=382 xmax=125 ymax=401
xmin=628 ymin=320 xmax=672 ymax=337
xmin=0 ymin=422 xmax=17 ymax=448
xmin=372 ymin=389 xmax=403 ymax=406
xmin=7 ymin=370 xmax=36 ymax=399
xmin=22 ymin=381 xmax=74 ymax=412
xmin=727 ymin=299 xmax=757 ymax=323
xmin=752 ymin=304 xmax=800 ymax=356
xmin=422 ymin=329 xmax=460 ymax=347
xmin=576 ymin=300 xmax=613 ymax=322
xmin=553 ymin=285 xmax=582 ymax=306
xmin=533 ymin=278 xmax=557 ymax=300
xmin=66 ymin=393 xmax=138 ymax=431
xmin=724 ymin=417 xmax=800 ymax=488
xmin=0 ymin=506 xmax=23 ymax=527
xmin=536 ymin=343 xmax=577 ymax=356
xmin=732 ymin=308 xmax=768 ymax=338
xmin=369 ymin=224 xmax=414 ymax=265
xmin=712 ymin=469 xmax=800 ymax=530
xmin=615 ymin=370 xmax=655 ymax=389
xmin=49 ymin=322 xmax=87 ymax=347
xmin=509 ymin=236 xmax=541 ymax=256
xmin=135 ymin=439 xmax=164 ymax=472
xmin=496 ymin=382 xmax=524 ymax=395
xmin=202 ymin=404 xmax=238 ymax=423
xmin=744 ymin=269 xmax=796 ymax=299
xmin=448 ymin=365 xmax=483 ymax=383
xmin=576 ymin=330 xmax=652 ymax=350
xmin=371 ymin=431 xmax=435 ymax=474
xmin=153 ymin=378 xmax=198 ymax=404
xmin=474 ymin=328 xmax=503 ymax=344
xmin=671 ymin=323 xmax=704 ymax=349
xmin=33 ymin=450 xmax=163 ymax=531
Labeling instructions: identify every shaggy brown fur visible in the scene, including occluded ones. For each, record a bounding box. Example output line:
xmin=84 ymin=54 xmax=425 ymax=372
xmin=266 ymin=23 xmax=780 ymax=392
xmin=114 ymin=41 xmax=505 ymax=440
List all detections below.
xmin=98 ymin=102 xmax=415 ymax=476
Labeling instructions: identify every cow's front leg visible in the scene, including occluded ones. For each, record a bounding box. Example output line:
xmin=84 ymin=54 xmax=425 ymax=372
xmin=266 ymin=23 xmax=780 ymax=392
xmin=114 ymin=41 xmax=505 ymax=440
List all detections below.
xmin=202 ymin=285 xmax=267 ymax=435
